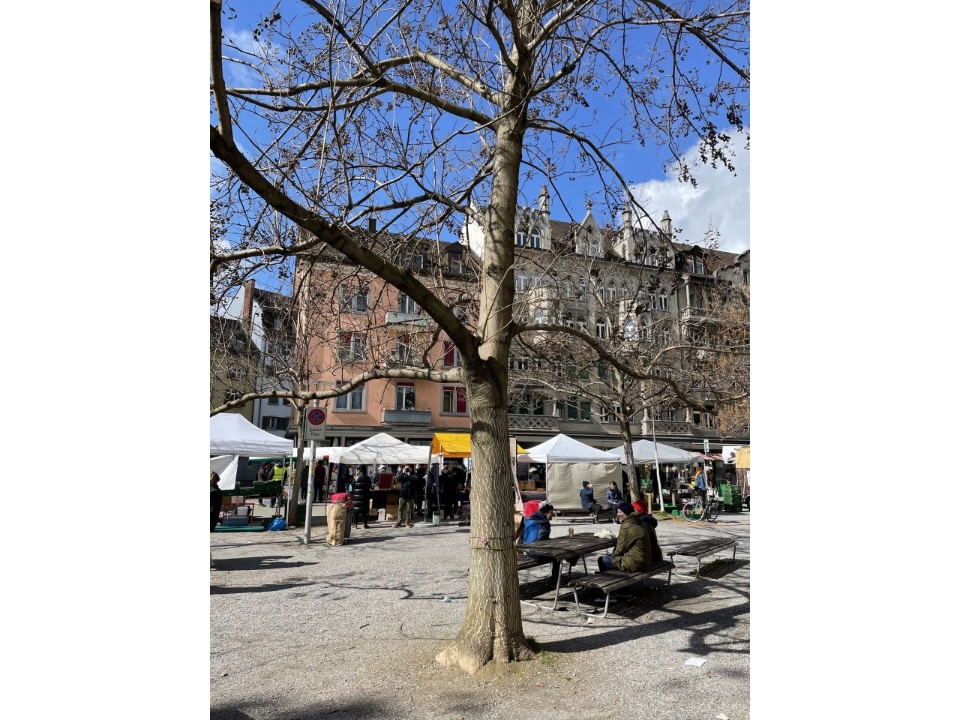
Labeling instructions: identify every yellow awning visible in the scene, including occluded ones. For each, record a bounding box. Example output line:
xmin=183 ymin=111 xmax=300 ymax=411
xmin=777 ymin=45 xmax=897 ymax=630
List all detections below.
xmin=430 ymin=433 xmax=526 ymax=459
xmin=734 ymin=446 xmax=750 ymax=469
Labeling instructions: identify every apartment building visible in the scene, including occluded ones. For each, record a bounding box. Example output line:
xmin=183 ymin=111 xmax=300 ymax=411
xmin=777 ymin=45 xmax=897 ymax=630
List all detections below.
xmin=234 ymin=190 xmax=748 ymax=454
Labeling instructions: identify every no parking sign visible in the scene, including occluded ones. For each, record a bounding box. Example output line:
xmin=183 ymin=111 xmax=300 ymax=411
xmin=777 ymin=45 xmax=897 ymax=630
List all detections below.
xmin=305 ymin=406 xmax=327 ymax=442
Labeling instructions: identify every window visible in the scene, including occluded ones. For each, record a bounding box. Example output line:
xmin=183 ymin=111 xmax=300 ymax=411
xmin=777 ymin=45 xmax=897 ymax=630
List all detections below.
xmin=395 ymin=382 xmax=416 ymax=410
xmin=604 ymin=280 xmax=617 ymax=302
xmin=620 ymin=282 xmax=630 ymax=299
xmin=578 ymin=278 xmax=586 ymax=297
xmin=564 ymin=276 xmax=574 ymax=298
xmin=742 ymin=269 xmax=750 ymax=285
xmin=694 ymin=257 xmax=705 ymax=274
xmin=588 ymin=238 xmax=599 ymax=256
xmin=623 ymin=319 xmax=637 ymax=340
xmin=600 ymin=402 xmax=620 ymax=423
xmin=658 ymin=293 xmax=669 ymax=310
xmin=533 ymin=307 xmax=545 ymax=324
xmin=516 ymin=269 xmax=528 ymax=292
xmin=529 ymin=228 xmax=542 ymax=249
xmin=441 ymin=385 xmax=468 ymax=414
xmin=556 ymin=397 xmax=591 ymax=421
xmin=267 ymin=397 xmax=279 ymax=405
xmin=442 ymin=340 xmax=461 ymax=367
xmin=448 ymin=251 xmax=464 ymax=274
xmin=337 ymin=332 xmax=366 ymax=362
xmin=397 ymin=292 xmax=420 ymax=315
xmin=334 ymin=381 xmax=365 ymax=411
xmin=576 ymin=316 xmax=586 ymax=332
xmin=408 ymin=254 xmax=425 ymax=270
xmin=596 ymin=319 xmax=608 ymax=340
xmin=515 ymin=229 xmax=527 ymax=247
xmin=341 ymin=285 xmax=369 ymax=312
xmin=394 ymin=335 xmax=414 ymax=365
xmin=509 ymin=355 xmax=530 ymax=371
xmin=260 ymin=416 xmax=290 ymax=431
xmin=509 ymin=393 xmax=546 ymax=416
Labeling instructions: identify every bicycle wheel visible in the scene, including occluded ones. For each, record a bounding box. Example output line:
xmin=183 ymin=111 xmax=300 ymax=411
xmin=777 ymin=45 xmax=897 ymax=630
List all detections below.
xmin=706 ymin=500 xmax=722 ymax=522
xmin=682 ymin=500 xmax=704 ymax=522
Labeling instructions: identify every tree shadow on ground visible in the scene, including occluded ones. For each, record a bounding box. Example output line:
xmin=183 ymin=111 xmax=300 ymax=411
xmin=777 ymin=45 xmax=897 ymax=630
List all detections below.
xmin=211 ymin=698 xmax=390 ymax=720
xmin=211 ymin=555 xmax=318 ymax=572
xmin=210 ymin=579 xmax=317 ymax=595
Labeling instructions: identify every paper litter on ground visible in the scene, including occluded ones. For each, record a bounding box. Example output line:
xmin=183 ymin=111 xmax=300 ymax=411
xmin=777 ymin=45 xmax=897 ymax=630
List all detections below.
xmin=685 ymin=657 xmax=708 ymax=667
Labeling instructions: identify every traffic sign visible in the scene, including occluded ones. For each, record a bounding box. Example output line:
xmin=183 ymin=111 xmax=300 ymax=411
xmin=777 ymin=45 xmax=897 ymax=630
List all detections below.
xmin=305 ymin=406 xmax=327 ymax=441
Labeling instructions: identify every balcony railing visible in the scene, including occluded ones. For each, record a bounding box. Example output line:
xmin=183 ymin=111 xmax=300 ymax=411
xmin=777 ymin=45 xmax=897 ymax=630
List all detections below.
xmin=508 ymin=414 xmax=558 ymax=431
xmin=381 ymin=408 xmax=432 ymax=424
xmin=385 ymin=311 xmax=430 ymax=327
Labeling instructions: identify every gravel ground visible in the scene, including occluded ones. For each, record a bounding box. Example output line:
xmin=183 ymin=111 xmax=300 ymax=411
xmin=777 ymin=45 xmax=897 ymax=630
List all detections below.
xmin=211 ymin=510 xmax=750 ymax=720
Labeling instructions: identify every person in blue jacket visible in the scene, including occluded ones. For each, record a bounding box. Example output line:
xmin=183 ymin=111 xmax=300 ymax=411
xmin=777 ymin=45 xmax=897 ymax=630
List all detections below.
xmin=520 ymin=502 xmax=563 ymax=582
xmin=605 ymin=481 xmax=623 ymax=509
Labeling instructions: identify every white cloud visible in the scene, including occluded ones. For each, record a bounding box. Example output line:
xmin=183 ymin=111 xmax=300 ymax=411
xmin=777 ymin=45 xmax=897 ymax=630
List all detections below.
xmin=631 ymin=129 xmax=749 ymax=254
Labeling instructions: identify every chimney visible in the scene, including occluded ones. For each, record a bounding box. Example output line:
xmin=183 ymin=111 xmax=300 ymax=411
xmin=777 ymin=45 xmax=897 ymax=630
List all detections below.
xmin=660 ymin=210 xmax=672 ymax=238
xmin=242 ymin=279 xmax=255 ymax=324
xmin=621 ymin=204 xmax=633 ymax=229
xmin=538 ymin=185 xmax=550 ymax=214
xmin=368 ymin=218 xmax=377 ymax=232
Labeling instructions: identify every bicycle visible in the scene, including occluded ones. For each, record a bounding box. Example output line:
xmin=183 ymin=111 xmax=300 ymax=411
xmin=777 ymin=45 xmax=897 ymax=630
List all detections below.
xmin=681 ymin=495 xmax=724 ymax=523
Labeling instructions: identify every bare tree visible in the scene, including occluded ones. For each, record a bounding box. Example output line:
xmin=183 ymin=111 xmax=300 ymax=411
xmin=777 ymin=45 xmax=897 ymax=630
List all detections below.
xmin=210 ymin=0 xmax=749 ymax=674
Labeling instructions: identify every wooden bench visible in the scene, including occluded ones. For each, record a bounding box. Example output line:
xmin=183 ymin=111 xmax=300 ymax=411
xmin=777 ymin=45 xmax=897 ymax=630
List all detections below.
xmin=667 ymin=538 xmax=739 ymax=577
xmin=570 ymin=561 xmax=675 ymax=618
xmin=517 ymin=555 xmax=553 ymax=571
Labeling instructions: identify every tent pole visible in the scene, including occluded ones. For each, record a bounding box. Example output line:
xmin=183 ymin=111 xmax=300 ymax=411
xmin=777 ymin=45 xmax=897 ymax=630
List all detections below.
xmin=651 ymin=413 xmax=664 ymax=514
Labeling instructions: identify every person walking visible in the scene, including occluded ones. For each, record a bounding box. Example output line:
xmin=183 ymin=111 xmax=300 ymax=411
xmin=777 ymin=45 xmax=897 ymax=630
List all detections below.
xmin=351 ymin=465 xmax=373 ymax=529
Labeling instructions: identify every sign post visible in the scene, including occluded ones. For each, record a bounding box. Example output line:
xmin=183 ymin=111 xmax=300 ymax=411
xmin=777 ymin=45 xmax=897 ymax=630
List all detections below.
xmin=303 ymin=404 xmax=327 ymax=543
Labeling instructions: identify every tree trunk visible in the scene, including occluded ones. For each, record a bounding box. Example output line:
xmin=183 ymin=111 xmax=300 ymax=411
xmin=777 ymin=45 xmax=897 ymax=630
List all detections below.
xmin=620 ymin=413 xmax=640 ymax=502
xmin=436 ymin=111 xmax=535 ymax=674
xmin=436 ymin=374 xmax=535 ymax=673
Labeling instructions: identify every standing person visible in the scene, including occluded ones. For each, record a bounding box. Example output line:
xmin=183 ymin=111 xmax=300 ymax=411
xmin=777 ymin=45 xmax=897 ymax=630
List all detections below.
xmin=313 ymin=461 xmax=326 ymax=503
xmin=394 ymin=465 xmax=415 ymax=528
xmin=693 ymin=466 xmax=708 ymax=505
xmin=519 ymin=502 xmax=563 ymax=582
xmin=425 ymin=464 xmax=440 ymax=519
xmin=300 ymin=461 xmax=309 ymax=501
xmin=450 ymin=463 xmax=467 ymax=518
xmin=580 ymin=481 xmax=603 ymax=521
xmin=605 ymin=481 xmax=623 ymax=509
xmin=210 ymin=472 xmax=223 ymax=533
xmin=598 ymin=502 xmax=651 ymax=572
xmin=256 ymin=461 xmax=271 ymax=506
xmin=414 ymin=464 xmax=427 ymax=517
xmin=440 ymin=465 xmax=458 ymax=521
xmin=351 ymin=465 xmax=372 ymax=529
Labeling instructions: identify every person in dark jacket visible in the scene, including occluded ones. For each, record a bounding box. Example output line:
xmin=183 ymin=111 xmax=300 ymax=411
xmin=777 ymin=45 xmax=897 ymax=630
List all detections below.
xmin=580 ymin=481 xmax=603 ymax=521
xmin=351 ymin=465 xmax=372 ymax=529
xmin=631 ymin=498 xmax=663 ymax=563
xmin=519 ymin=502 xmax=562 ymax=582
xmin=598 ymin=502 xmax=651 ymax=572
xmin=210 ymin=472 xmax=223 ymax=533
xmin=394 ymin=465 xmax=415 ymax=528
xmin=605 ymin=481 xmax=623 ymax=509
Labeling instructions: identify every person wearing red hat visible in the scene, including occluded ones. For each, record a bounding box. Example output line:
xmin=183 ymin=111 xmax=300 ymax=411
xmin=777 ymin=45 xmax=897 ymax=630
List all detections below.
xmin=598 ymin=502 xmax=651 ymax=572
xmin=630 ymin=498 xmax=663 ymax=563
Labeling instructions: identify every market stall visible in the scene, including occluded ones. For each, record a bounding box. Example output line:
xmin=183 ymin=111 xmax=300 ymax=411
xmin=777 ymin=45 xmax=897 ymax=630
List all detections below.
xmin=523 ymin=434 xmax=620 ymax=511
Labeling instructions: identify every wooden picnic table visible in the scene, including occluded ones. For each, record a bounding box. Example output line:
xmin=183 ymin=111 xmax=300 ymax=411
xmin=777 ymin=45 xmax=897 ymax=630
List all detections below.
xmin=518 ymin=532 xmax=616 ymax=609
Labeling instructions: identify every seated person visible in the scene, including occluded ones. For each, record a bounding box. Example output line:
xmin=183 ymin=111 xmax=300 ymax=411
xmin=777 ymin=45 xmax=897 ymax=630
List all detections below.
xmin=631 ymin=498 xmax=663 ymax=563
xmin=580 ymin=481 xmax=603 ymax=520
xmin=605 ymin=481 xmax=623 ymax=509
xmin=598 ymin=503 xmax=651 ymax=573
xmin=519 ymin=502 xmax=563 ymax=582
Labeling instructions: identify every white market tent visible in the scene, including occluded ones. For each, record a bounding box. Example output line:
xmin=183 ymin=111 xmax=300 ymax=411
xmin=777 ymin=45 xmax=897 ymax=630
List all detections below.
xmin=524 ymin=434 xmax=621 ymax=510
xmin=608 ymin=439 xmax=699 ymax=465
xmin=210 ymin=414 xmax=293 ymax=492
xmin=327 ymin=432 xmax=432 ymax=466
xmin=210 ymin=413 xmax=294 ymax=456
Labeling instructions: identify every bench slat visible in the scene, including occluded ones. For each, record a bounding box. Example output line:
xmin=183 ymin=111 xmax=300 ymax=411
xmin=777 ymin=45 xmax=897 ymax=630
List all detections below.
xmin=571 ymin=562 xmax=674 ymax=618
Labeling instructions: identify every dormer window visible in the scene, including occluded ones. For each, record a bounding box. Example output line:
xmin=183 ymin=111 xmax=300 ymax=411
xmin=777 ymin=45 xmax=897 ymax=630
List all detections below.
xmin=515 ymin=229 xmax=527 ymax=247
xmin=448 ymin=251 xmax=464 ymax=274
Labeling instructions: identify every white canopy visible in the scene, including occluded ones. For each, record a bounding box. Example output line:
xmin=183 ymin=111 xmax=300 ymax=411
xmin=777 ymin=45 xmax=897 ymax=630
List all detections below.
xmin=524 ymin=434 xmax=621 ymax=511
xmin=608 ymin=439 xmax=699 ymax=464
xmin=524 ymin=434 xmax=619 ymax=463
xmin=210 ymin=413 xmax=294 ymax=456
xmin=326 ymin=433 xmax=432 ymax=466
xmin=210 ymin=455 xmax=239 ymax=491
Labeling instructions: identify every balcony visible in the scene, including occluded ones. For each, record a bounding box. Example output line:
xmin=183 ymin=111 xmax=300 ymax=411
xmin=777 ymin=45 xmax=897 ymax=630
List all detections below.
xmin=385 ymin=311 xmax=431 ymax=328
xmin=381 ymin=408 xmax=432 ymax=425
xmin=508 ymin=414 xmax=558 ymax=431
